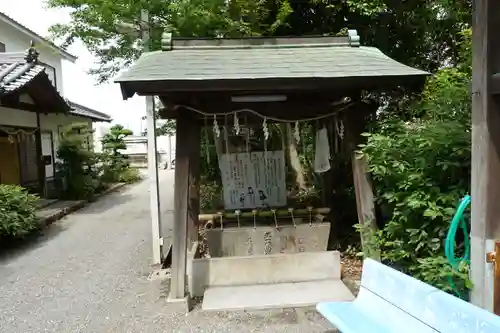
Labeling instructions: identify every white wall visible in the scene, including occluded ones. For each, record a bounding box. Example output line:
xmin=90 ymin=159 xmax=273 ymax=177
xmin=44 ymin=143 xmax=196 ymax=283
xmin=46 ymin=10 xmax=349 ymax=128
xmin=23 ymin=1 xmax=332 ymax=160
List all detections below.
xmin=0 ymin=19 xmax=65 ymax=95
xmin=40 ymin=113 xmax=92 ymax=157
xmin=157 ymin=135 xmax=176 ymax=163
xmin=0 ymin=106 xmax=37 ymax=127
xmin=93 ymin=123 xmax=113 ymax=153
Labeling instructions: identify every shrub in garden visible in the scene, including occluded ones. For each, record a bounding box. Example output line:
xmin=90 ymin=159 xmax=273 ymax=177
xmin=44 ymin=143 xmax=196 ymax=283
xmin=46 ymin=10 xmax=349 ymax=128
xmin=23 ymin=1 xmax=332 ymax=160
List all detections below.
xmin=357 ymin=30 xmax=473 ymax=296
xmin=118 ymin=167 xmax=142 ymax=184
xmin=0 ymin=185 xmax=39 ymax=238
xmin=358 ymin=61 xmax=472 ymax=295
xmin=100 ymin=124 xmax=135 ymax=183
xmin=200 ymin=180 xmax=223 ymax=211
xmin=56 ymin=123 xmax=102 ymax=200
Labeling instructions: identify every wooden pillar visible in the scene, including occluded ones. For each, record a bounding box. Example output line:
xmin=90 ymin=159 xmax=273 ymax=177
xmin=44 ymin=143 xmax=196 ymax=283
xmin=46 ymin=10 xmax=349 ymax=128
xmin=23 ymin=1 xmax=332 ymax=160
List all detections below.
xmin=345 ymin=109 xmax=380 ymax=260
xmin=188 ymin=125 xmax=201 ymax=246
xmin=470 ymin=0 xmax=500 ymax=310
xmin=171 ymin=110 xmax=200 ymax=300
xmin=35 ymin=112 xmax=45 ymax=196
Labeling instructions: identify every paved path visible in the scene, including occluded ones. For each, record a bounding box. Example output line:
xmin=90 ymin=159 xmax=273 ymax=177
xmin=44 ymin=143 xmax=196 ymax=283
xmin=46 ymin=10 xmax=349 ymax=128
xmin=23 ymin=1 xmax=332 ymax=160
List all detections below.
xmin=0 ymin=170 xmax=174 ymax=333
xmin=0 ymin=170 xmax=331 ymax=333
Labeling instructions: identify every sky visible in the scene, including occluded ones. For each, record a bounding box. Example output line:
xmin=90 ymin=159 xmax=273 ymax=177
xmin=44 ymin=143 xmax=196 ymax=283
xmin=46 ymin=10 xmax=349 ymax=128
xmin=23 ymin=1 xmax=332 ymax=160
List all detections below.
xmin=0 ymin=0 xmax=146 ymax=135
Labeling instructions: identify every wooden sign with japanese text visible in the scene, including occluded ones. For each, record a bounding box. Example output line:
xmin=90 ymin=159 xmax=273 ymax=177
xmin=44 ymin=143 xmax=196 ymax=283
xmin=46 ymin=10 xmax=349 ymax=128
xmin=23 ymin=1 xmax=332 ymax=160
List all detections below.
xmin=218 ymin=150 xmax=286 ymax=209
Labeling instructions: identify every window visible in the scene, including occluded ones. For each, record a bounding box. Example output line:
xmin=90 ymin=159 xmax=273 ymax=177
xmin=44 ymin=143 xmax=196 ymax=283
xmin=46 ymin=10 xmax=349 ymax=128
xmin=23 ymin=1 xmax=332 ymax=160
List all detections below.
xmin=0 ymin=42 xmax=5 ymax=52
xmin=39 ymin=62 xmax=57 ymax=88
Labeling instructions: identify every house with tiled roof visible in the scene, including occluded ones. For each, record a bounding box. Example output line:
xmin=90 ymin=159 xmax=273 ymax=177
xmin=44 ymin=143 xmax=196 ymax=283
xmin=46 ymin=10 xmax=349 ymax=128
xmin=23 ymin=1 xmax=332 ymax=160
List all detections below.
xmin=0 ymin=12 xmax=112 ymax=197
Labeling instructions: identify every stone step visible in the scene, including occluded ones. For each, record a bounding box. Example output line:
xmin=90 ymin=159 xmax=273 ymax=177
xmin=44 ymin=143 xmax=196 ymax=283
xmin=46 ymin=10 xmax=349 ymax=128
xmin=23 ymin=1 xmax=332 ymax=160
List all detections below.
xmin=202 ymin=279 xmax=354 ymax=311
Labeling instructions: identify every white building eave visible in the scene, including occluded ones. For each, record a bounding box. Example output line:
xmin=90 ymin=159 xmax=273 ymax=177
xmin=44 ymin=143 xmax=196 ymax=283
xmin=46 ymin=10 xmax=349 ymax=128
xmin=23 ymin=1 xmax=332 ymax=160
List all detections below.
xmin=0 ymin=12 xmax=77 ymax=63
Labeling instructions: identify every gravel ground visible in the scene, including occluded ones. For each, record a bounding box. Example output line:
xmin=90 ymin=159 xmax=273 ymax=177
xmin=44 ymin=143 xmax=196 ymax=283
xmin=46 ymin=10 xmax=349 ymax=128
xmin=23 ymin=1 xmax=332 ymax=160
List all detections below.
xmin=0 ymin=170 xmax=334 ymax=333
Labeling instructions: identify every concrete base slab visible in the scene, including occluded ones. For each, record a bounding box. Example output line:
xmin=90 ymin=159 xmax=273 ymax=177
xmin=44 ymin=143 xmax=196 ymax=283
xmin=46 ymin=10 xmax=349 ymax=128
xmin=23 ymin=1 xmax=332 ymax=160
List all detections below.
xmin=166 ymin=294 xmax=191 ymax=313
xmin=189 ymin=250 xmax=341 ymax=297
xmin=202 ymin=279 xmax=354 ymax=311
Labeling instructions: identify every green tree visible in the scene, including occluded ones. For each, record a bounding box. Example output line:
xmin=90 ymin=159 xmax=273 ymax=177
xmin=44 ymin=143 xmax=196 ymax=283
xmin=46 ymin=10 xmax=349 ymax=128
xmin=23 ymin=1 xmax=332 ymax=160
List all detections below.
xmin=46 ymin=0 xmax=471 ymax=83
xmin=101 ymin=124 xmax=133 ymax=156
xmin=46 ymin=0 xmax=292 ymax=83
xmin=56 ymin=123 xmax=101 ymax=199
xmin=100 ymin=124 xmax=133 ymax=182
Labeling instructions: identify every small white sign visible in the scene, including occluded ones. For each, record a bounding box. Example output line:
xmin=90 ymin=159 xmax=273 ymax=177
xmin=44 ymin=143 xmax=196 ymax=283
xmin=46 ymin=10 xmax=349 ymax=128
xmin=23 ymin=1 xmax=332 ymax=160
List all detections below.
xmin=219 ymin=150 xmax=287 ymax=209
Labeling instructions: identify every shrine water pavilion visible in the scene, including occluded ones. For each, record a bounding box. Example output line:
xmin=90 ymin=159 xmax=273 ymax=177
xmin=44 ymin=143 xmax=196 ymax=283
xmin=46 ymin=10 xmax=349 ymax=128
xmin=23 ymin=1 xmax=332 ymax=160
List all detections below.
xmin=115 ymin=30 xmax=429 ymax=312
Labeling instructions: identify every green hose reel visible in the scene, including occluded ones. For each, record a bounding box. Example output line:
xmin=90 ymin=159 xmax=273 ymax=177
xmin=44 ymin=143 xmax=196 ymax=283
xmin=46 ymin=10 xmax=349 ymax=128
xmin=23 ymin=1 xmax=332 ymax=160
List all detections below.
xmin=444 ymin=194 xmax=471 ymax=300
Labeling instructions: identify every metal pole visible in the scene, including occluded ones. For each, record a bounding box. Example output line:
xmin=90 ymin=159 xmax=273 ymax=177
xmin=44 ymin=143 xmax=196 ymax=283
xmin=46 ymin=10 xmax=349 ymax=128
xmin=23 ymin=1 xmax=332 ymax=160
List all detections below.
xmin=168 ymin=135 xmax=172 ymax=169
xmin=142 ymin=9 xmax=162 ymax=265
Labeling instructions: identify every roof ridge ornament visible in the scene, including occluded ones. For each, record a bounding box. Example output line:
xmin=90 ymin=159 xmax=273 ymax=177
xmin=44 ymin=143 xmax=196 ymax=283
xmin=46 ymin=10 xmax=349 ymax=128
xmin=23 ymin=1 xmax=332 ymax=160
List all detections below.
xmin=161 ymin=32 xmax=173 ymax=51
xmin=348 ymin=30 xmax=360 ymax=47
xmin=25 ymin=41 xmax=40 ymax=63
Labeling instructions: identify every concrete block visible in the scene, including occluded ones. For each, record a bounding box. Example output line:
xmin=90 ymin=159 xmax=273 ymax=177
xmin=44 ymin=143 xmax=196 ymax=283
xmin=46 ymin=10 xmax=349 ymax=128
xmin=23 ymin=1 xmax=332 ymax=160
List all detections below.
xmin=206 ymin=222 xmax=331 ymax=257
xmin=166 ymin=294 xmax=191 ymax=314
xmin=189 ymin=250 xmax=341 ymax=297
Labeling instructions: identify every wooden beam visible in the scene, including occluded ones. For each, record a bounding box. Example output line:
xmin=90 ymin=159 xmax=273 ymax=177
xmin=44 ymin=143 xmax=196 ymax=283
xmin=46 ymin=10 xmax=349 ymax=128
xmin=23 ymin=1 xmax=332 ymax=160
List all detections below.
xmin=171 ymin=110 xmax=197 ymax=300
xmin=125 ymin=74 xmax=426 ymax=96
xmin=345 ymin=106 xmax=380 ymax=260
xmin=188 ymin=121 xmax=201 ymax=246
xmin=0 ymin=97 xmax=39 ymax=113
xmin=35 ymin=112 xmax=45 ymax=196
xmin=470 ymin=0 xmax=500 ymax=311
xmin=158 ymin=99 xmax=354 ymax=122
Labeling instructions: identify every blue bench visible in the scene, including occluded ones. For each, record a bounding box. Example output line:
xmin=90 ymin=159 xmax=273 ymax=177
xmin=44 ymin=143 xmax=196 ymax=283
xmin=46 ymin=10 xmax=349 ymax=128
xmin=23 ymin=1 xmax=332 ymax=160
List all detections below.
xmin=317 ymin=258 xmax=500 ymax=333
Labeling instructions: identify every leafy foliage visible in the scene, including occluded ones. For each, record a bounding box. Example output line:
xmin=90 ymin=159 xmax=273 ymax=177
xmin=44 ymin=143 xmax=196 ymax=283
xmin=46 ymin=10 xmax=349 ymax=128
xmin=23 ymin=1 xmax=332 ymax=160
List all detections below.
xmin=200 ymin=180 xmax=223 ymax=211
xmin=100 ymin=124 xmax=133 ymax=183
xmin=101 ymin=124 xmax=133 ymax=155
xmin=0 ymin=185 xmax=40 ymax=238
xmin=46 ymin=0 xmax=293 ymax=82
xmin=46 ymin=0 xmax=471 ymax=82
xmin=357 ymin=30 xmax=472 ymax=293
xmin=117 ymin=167 xmax=142 ymax=183
xmin=56 ymin=123 xmax=103 ymax=200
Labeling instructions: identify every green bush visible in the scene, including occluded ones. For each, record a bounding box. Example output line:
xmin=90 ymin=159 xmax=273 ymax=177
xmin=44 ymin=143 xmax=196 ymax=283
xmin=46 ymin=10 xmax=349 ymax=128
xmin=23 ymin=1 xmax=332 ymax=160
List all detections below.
xmin=358 ymin=45 xmax=472 ymax=295
xmin=56 ymin=123 xmax=102 ymax=200
xmin=118 ymin=167 xmax=142 ymax=184
xmin=99 ymin=124 xmax=133 ymax=183
xmin=200 ymin=180 xmax=223 ymax=211
xmin=0 ymin=185 xmax=40 ymax=238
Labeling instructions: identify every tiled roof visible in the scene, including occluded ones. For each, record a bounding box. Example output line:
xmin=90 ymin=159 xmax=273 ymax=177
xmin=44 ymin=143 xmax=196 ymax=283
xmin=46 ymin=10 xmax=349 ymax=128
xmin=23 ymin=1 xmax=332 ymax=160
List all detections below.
xmin=116 ymin=32 xmax=430 ymax=98
xmin=0 ymin=47 xmax=70 ymax=113
xmin=0 ymin=49 xmax=111 ymax=121
xmin=0 ymin=52 xmax=46 ymax=94
xmin=68 ymin=101 xmax=112 ymax=122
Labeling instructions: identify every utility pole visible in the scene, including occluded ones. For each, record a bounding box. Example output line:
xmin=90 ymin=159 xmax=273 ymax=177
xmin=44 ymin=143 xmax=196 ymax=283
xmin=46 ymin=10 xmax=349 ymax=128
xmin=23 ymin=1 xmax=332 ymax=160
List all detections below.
xmin=141 ymin=9 xmax=162 ymax=265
